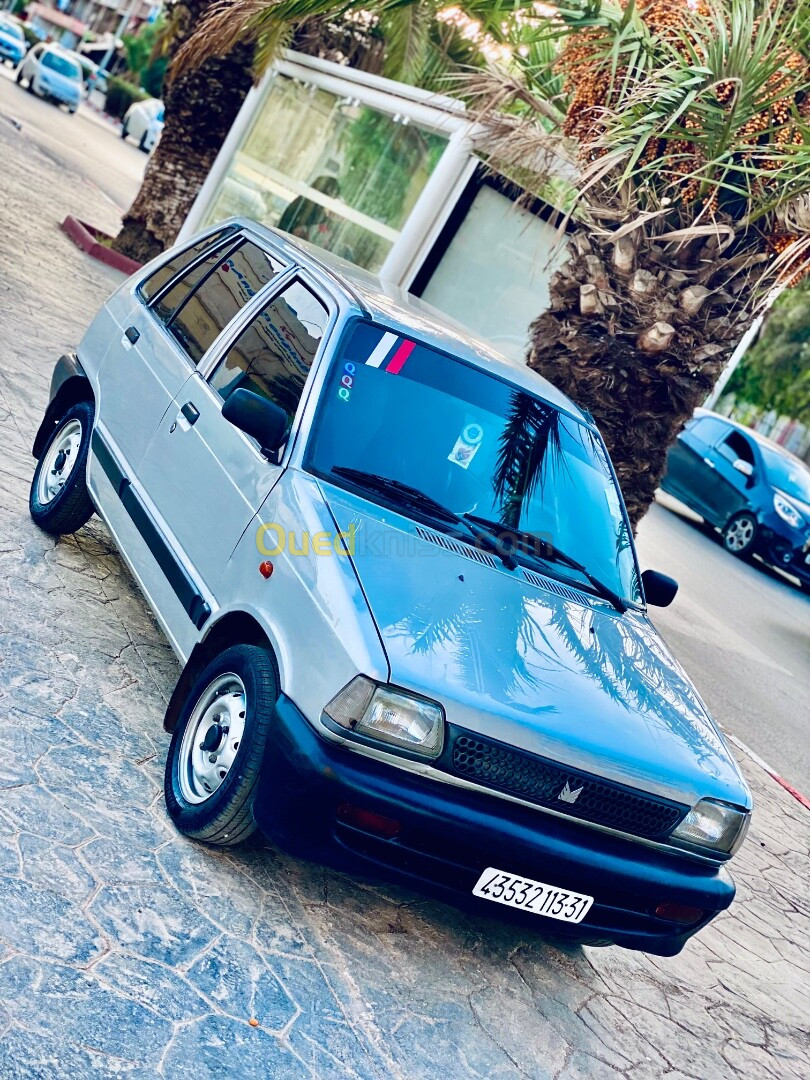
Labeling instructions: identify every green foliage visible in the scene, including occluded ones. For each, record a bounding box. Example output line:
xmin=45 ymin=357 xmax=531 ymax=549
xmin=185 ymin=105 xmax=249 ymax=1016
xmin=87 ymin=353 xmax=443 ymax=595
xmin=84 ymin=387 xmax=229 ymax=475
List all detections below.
xmin=123 ymin=15 xmax=168 ymax=98
xmin=728 ymin=283 xmax=810 ymax=422
xmin=21 ymin=23 xmax=40 ymax=49
xmin=104 ymin=75 xmax=149 ymax=121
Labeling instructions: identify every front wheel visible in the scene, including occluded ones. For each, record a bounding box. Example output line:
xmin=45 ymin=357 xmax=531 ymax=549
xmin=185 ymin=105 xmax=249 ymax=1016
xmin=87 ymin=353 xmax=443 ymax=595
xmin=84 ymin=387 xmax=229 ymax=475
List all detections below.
xmin=29 ymin=400 xmax=95 ymax=535
xmin=15 ymin=67 xmax=23 ymax=84
xmin=164 ymin=645 xmax=278 ymax=846
xmin=722 ymin=512 xmax=757 ymax=557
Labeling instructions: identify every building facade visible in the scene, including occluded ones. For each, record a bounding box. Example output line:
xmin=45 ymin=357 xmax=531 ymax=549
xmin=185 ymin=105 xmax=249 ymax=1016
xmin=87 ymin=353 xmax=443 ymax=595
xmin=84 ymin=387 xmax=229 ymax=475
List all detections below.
xmin=180 ymin=52 xmax=566 ymax=363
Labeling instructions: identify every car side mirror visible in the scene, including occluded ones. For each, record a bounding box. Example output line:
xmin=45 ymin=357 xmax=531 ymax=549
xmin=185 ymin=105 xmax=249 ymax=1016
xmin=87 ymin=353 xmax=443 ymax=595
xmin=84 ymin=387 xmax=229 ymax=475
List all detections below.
xmin=222 ymin=388 xmax=289 ymax=457
xmin=733 ymin=458 xmax=754 ymax=478
xmin=641 ymin=569 xmax=678 ymax=608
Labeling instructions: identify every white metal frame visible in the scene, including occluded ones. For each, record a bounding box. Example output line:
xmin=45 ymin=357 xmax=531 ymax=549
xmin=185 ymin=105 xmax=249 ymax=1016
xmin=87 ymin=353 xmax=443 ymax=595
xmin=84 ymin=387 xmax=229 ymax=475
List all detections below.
xmin=178 ymin=50 xmax=477 ymax=290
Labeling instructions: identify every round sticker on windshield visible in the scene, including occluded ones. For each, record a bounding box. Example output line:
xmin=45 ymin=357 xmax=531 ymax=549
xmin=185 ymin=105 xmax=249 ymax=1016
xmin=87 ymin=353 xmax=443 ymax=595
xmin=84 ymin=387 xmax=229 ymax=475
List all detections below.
xmin=448 ymin=423 xmax=484 ymax=470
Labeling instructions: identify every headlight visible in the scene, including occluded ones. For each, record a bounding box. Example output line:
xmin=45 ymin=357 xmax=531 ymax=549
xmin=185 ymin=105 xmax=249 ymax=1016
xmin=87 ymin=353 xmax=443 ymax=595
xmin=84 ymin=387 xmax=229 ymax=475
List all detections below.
xmin=670 ymin=799 xmax=750 ymax=855
xmin=773 ymin=492 xmax=804 ymax=530
xmin=324 ymin=676 xmax=444 ymax=758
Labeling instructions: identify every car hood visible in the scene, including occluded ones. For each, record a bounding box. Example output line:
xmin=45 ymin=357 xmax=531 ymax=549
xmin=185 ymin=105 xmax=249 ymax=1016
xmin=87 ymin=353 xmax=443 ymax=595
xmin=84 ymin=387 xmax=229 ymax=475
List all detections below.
xmin=323 ymin=484 xmax=750 ymax=809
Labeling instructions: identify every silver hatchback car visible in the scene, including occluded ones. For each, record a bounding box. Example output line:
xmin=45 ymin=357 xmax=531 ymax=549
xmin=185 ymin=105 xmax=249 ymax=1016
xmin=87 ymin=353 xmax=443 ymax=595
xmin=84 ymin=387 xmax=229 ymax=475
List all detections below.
xmin=29 ymin=219 xmax=751 ymax=954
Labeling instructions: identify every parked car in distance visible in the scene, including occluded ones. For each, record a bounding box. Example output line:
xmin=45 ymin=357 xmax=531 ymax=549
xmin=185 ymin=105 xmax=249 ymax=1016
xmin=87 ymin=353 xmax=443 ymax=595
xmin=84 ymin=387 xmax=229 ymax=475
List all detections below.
xmin=661 ymin=408 xmax=810 ymax=590
xmin=121 ymin=98 xmax=164 ymax=151
xmin=74 ymin=55 xmax=108 ymax=95
xmin=16 ymin=43 xmax=82 ymax=113
xmin=28 ymin=220 xmax=752 ymax=956
xmin=0 ymin=14 xmax=26 ymax=67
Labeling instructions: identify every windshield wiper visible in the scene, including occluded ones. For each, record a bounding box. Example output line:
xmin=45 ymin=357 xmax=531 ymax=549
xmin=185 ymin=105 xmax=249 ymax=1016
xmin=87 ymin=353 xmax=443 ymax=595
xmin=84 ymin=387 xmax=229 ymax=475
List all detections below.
xmin=464 ymin=514 xmax=627 ymax=613
xmin=329 ymin=467 xmax=518 ymax=570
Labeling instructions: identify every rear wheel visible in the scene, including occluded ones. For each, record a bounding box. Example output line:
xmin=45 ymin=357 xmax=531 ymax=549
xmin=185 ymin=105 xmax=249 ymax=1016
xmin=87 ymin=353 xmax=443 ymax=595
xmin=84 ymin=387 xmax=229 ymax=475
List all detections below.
xmin=15 ymin=67 xmax=23 ymax=84
xmin=29 ymin=400 xmax=95 ymax=535
xmin=164 ymin=645 xmax=278 ymax=846
xmin=120 ymin=121 xmax=128 ymax=139
xmin=722 ymin=512 xmax=757 ymax=557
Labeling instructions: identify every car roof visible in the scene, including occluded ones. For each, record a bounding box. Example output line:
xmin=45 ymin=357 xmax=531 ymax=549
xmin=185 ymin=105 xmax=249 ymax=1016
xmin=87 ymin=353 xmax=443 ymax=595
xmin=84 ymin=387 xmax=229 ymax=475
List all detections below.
xmin=226 ymin=218 xmax=590 ymax=425
xmin=694 ymin=407 xmax=807 ymax=465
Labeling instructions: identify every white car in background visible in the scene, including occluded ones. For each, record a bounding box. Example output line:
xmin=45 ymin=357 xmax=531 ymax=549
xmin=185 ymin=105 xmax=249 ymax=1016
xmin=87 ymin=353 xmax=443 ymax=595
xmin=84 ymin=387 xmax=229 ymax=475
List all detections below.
xmin=121 ymin=98 xmax=164 ymax=152
xmin=16 ymin=43 xmax=83 ymax=113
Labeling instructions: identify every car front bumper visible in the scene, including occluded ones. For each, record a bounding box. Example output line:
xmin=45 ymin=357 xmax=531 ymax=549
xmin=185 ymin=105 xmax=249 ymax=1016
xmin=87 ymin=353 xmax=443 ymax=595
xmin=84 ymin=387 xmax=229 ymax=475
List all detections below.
xmin=756 ymin=514 xmax=810 ymax=584
xmin=253 ymin=695 xmax=736 ymax=956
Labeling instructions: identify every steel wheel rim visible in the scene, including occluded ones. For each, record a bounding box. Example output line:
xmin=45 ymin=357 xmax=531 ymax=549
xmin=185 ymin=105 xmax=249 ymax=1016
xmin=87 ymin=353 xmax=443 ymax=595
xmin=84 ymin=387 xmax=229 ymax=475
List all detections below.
xmin=178 ymin=673 xmax=247 ymax=805
xmin=37 ymin=419 xmax=82 ymax=505
xmin=726 ymin=517 xmax=754 ymax=552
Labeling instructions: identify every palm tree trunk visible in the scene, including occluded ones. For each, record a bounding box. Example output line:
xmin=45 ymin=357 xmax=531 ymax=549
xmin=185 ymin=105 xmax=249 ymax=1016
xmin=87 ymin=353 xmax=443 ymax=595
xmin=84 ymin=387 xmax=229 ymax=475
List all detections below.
xmin=111 ymin=0 xmax=254 ymax=263
xmin=527 ymin=228 xmax=754 ymax=529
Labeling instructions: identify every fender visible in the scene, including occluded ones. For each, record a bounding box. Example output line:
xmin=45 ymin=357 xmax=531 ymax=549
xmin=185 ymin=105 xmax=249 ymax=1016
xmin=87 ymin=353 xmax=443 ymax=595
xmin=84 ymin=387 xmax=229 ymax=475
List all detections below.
xmin=32 ymin=353 xmax=93 ymax=459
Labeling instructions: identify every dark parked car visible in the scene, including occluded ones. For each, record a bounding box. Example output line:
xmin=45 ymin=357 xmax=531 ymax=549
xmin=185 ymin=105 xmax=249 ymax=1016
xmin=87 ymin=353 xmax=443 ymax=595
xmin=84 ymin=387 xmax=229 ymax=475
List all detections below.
xmin=661 ymin=409 xmax=810 ymax=589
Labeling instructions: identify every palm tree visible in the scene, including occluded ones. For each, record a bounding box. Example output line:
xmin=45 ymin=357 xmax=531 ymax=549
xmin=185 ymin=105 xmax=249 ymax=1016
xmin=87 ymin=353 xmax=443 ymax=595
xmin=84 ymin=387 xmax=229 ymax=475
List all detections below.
xmin=467 ymin=0 xmax=810 ymax=526
xmin=111 ymin=0 xmax=521 ymax=262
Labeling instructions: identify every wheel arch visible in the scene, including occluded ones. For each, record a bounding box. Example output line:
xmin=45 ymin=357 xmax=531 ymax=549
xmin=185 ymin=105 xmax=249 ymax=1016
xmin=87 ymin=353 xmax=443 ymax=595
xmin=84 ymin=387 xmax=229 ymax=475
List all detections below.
xmin=32 ymin=355 xmax=95 ymax=459
xmin=163 ymin=611 xmax=279 ymax=732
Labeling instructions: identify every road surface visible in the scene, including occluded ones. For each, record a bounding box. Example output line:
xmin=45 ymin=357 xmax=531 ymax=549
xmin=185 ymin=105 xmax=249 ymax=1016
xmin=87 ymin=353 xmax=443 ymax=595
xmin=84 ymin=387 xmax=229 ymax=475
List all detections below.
xmin=638 ymin=494 xmax=810 ymax=792
xmin=0 ymin=63 xmax=144 ymax=213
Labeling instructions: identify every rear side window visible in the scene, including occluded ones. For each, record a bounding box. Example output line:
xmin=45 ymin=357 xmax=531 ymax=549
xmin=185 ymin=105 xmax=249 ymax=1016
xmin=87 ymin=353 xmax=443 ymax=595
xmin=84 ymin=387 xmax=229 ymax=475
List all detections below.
xmin=692 ymin=416 xmax=729 ymax=446
xmin=139 ymin=227 xmax=237 ymax=303
xmin=164 ymin=241 xmax=287 ymax=364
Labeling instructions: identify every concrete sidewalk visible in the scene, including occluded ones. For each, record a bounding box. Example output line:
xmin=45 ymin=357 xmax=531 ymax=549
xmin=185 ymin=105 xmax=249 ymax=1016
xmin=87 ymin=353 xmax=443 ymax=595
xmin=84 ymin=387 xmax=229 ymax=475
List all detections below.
xmin=0 ymin=108 xmax=808 ymax=1079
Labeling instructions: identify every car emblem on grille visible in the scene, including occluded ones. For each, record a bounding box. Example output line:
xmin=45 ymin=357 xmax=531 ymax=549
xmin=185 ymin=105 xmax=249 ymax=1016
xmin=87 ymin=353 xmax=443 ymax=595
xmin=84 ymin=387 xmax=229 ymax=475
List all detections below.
xmin=558 ymin=780 xmax=584 ymax=804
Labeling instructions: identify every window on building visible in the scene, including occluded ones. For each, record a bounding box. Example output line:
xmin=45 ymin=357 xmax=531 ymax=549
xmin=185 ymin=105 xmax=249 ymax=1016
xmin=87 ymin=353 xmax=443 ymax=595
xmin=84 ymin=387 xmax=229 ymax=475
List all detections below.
xmin=209 ymin=280 xmax=328 ymax=424
xmin=140 ymin=226 xmax=238 ymax=304
xmin=160 ymin=241 xmax=287 ymax=364
xmin=201 ymin=74 xmax=448 ymax=274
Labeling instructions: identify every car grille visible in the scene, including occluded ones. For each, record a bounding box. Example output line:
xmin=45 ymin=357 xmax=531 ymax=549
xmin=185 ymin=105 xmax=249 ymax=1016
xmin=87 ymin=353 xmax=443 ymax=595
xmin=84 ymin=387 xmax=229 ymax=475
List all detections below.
xmin=446 ymin=733 xmax=687 ymax=840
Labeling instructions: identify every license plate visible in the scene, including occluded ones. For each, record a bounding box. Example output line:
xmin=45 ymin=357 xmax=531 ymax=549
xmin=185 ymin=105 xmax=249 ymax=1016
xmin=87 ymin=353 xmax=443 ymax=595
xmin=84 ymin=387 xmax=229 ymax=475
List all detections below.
xmin=472 ymin=867 xmax=593 ymax=923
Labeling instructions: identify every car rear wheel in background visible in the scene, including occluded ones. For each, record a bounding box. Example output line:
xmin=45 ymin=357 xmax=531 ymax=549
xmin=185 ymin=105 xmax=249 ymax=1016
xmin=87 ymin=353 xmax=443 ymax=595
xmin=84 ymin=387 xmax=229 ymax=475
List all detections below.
xmin=722 ymin=512 xmax=758 ymax=557
xmin=164 ymin=645 xmax=278 ymax=846
xmin=29 ymin=400 xmax=95 ymax=535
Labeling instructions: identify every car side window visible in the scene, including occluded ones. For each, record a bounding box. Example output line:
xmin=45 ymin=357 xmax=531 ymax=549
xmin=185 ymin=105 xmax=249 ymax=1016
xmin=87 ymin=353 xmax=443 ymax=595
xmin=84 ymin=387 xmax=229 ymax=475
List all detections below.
xmin=718 ymin=430 xmax=755 ymax=467
xmin=208 ymin=279 xmax=328 ymax=425
xmin=139 ymin=227 xmax=238 ymax=304
xmin=691 ymin=416 xmax=729 ymax=446
xmin=162 ymin=241 xmax=288 ymax=365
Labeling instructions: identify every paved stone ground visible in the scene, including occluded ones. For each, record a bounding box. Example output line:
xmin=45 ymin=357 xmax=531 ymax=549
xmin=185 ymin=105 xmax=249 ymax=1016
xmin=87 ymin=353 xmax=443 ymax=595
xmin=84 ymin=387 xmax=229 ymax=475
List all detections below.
xmin=0 ymin=113 xmax=809 ymax=1080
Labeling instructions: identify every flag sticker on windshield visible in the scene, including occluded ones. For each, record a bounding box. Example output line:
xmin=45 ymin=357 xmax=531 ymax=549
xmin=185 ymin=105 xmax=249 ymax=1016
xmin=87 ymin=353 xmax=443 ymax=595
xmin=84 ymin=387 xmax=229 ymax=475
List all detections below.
xmin=364 ymin=334 xmax=414 ymax=375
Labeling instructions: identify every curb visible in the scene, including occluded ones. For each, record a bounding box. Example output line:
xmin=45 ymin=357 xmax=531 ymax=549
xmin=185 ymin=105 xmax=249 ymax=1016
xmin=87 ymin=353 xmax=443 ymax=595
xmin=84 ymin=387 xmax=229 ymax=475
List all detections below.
xmin=725 ymin=731 xmax=810 ymax=811
xmin=60 ymin=216 xmax=142 ymax=275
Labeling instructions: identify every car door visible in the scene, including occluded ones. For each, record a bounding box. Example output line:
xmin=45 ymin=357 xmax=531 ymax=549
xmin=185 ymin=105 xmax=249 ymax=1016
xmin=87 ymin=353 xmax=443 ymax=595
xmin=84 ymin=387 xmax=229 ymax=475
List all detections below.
xmin=137 ymin=273 xmax=331 ymax=600
xmin=708 ymin=428 xmax=758 ymax=523
xmin=662 ymin=415 xmax=735 ymax=521
xmin=94 ymin=226 xmax=281 ymax=474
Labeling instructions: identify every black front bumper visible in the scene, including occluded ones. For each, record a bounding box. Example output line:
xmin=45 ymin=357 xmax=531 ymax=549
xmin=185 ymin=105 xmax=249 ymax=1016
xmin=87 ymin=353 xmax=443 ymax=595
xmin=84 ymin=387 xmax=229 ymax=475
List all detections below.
xmin=253 ymin=696 xmax=736 ymax=956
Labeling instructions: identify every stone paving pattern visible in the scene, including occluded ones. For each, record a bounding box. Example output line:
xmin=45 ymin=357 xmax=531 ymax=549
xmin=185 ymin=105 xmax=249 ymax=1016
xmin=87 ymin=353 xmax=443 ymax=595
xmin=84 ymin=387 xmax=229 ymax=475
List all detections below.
xmin=0 ymin=113 xmax=809 ymax=1079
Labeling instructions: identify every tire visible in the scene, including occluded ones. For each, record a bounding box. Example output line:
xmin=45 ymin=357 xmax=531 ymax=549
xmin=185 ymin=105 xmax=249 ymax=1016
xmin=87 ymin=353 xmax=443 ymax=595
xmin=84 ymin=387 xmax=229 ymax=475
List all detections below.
xmin=29 ymin=400 xmax=95 ymax=535
xmin=722 ymin=512 xmax=758 ymax=557
xmin=15 ymin=67 xmax=22 ymax=84
xmin=120 ymin=122 xmax=128 ymax=139
xmin=164 ymin=644 xmax=278 ymax=846
xmin=138 ymin=131 xmax=148 ymax=152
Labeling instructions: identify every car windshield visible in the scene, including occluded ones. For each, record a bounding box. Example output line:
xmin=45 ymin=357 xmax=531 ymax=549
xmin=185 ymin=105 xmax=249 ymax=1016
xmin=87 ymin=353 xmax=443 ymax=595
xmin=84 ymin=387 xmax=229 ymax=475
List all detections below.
xmin=306 ymin=320 xmax=642 ymax=604
xmin=42 ymin=52 xmax=81 ymax=79
xmin=760 ymin=444 xmax=810 ymax=504
xmin=0 ymin=20 xmax=24 ymax=39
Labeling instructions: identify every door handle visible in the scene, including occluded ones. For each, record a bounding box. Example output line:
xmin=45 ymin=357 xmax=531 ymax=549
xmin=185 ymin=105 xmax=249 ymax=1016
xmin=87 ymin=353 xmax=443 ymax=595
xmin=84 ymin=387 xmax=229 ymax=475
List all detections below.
xmin=702 ymin=457 xmax=715 ymax=469
xmin=181 ymin=402 xmax=200 ymax=426
xmin=124 ymin=325 xmax=140 ymax=345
